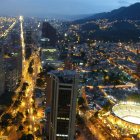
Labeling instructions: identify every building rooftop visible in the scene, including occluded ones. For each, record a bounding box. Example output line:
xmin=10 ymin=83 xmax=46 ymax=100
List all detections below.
xmin=50 ymin=70 xmax=77 ymax=84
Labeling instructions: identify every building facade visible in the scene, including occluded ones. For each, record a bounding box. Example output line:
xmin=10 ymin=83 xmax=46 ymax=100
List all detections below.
xmin=137 ymin=62 xmax=140 ymax=90
xmin=46 ymin=70 xmax=78 ymax=140
xmin=0 ymin=45 xmax=5 ymax=95
xmin=3 ymin=44 xmax=22 ymax=91
xmin=4 ymin=57 xmax=19 ymax=91
xmin=40 ymin=38 xmax=60 ymax=68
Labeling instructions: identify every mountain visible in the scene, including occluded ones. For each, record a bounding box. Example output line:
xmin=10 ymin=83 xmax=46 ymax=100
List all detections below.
xmin=71 ymin=3 xmax=140 ymax=42
xmin=78 ymin=21 xmax=140 ymax=42
xmin=74 ymin=2 xmax=140 ymax=23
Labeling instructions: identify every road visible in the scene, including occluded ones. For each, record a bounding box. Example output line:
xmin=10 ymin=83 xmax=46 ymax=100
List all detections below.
xmin=19 ymin=16 xmax=25 ymax=63
xmin=0 ymin=16 xmax=42 ymax=140
xmin=0 ymin=19 xmax=17 ymax=38
xmin=79 ymin=110 xmax=121 ymax=140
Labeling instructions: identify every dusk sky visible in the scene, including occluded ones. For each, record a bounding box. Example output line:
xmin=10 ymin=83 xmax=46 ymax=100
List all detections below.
xmin=1 ymin=0 xmax=140 ymax=17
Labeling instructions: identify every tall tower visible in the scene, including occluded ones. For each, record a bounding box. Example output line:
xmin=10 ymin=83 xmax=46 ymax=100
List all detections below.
xmin=40 ymin=38 xmax=59 ymax=68
xmin=136 ymin=44 xmax=140 ymax=90
xmin=46 ymin=70 xmax=78 ymax=140
xmin=25 ymin=29 xmax=33 ymax=59
xmin=0 ymin=44 xmax=5 ymax=95
xmin=42 ymin=22 xmax=57 ymax=46
xmin=137 ymin=62 xmax=140 ymax=90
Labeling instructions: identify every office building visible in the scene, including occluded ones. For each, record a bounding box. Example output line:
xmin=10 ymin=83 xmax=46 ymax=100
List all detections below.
xmin=0 ymin=45 xmax=5 ymax=95
xmin=4 ymin=57 xmax=19 ymax=91
xmin=42 ymin=22 xmax=57 ymax=45
xmin=10 ymin=31 xmax=20 ymax=46
xmin=3 ymin=43 xmax=22 ymax=91
xmin=137 ymin=62 xmax=140 ymax=89
xmin=40 ymin=38 xmax=60 ymax=68
xmin=25 ymin=29 xmax=33 ymax=59
xmin=46 ymin=70 xmax=78 ymax=140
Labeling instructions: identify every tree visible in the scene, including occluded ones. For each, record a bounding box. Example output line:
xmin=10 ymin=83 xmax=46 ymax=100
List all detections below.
xmin=19 ymin=134 xmax=27 ymax=140
xmin=23 ymin=120 xmax=30 ymax=126
xmin=94 ymin=111 xmax=99 ymax=118
xmin=103 ymin=102 xmax=112 ymax=111
xmin=76 ymin=114 xmax=85 ymax=125
xmin=28 ymin=66 xmax=33 ymax=74
xmin=26 ymin=134 xmax=34 ymax=140
xmin=36 ymin=78 xmax=44 ymax=87
xmin=1 ymin=113 xmax=13 ymax=128
xmin=25 ymin=110 xmax=29 ymax=116
xmin=0 ymin=120 xmax=10 ymax=128
xmin=19 ymin=91 xmax=25 ymax=97
xmin=1 ymin=113 xmax=12 ymax=121
xmin=22 ymin=82 xmax=29 ymax=91
xmin=13 ymin=100 xmax=21 ymax=109
xmin=19 ymin=134 xmax=34 ymax=140
xmin=78 ymin=97 xmax=85 ymax=106
xmin=18 ymin=125 xmax=24 ymax=131
xmin=14 ymin=112 xmax=24 ymax=124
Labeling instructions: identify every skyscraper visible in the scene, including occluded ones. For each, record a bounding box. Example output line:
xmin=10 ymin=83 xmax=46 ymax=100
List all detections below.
xmin=3 ymin=43 xmax=22 ymax=91
xmin=137 ymin=62 xmax=140 ymax=90
xmin=25 ymin=29 xmax=33 ymax=59
xmin=0 ymin=45 xmax=5 ymax=95
xmin=42 ymin=22 xmax=57 ymax=46
xmin=46 ymin=70 xmax=78 ymax=140
xmin=40 ymin=37 xmax=59 ymax=68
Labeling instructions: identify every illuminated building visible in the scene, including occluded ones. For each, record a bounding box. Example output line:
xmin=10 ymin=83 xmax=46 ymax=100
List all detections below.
xmin=46 ymin=70 xmax=78 ymax=140
xmin=40 ymin=38 xmax=60 ymax=68
xmin=40 ymin=38 xmax=50 ymax=48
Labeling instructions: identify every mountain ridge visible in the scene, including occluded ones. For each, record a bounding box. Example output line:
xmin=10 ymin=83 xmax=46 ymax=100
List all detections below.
xmin=74 ymin=2 xmax=140 ymax=23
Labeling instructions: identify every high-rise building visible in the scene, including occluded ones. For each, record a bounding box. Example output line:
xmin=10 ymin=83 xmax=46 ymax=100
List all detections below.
xmin=11 ymin=45 xmax=22 ymax=80
xmin=4 ymin=57 xmax=19 ymax=91
xmin=40 ymin=38 xmax=60 ymax=68
xmin=137 ymin=62 xmax=140 ymax=90
xmin=3 ymin=44 xmax=22 ymax=91
xmin=42 ymin=22 xmax=57 ymax=45
xmin=25 ymin=29 xmax=33 ymax=59
xmin=46 ymin=70 xmax=78 ymax=140
xmin=10 ymin=31 xmax=20 ymax=46
xmin=26 ymin=29 xmax=33 ymax=45
xmin=0 ymin=45 xmax=5 ymax=95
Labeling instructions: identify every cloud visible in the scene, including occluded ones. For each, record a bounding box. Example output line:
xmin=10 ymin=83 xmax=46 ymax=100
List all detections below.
xmin=118 ymin=0 xmax=130 ymax=4
xmin=118 ymin=0 xmax=140 ymax=5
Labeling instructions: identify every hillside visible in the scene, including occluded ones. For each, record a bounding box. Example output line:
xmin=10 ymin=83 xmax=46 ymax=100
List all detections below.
xmin=74 ymin=2 xmax=140 ymax=23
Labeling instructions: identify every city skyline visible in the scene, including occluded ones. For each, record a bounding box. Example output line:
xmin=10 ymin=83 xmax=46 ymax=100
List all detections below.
xmin=0 ymin=0 xmax=140 ymax=17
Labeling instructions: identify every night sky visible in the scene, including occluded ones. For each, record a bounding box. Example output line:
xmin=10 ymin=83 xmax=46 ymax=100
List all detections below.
xmin=1 ymin=0 xmax=140 ymax=17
